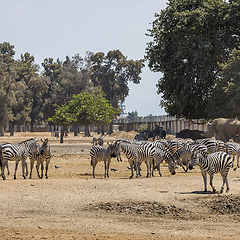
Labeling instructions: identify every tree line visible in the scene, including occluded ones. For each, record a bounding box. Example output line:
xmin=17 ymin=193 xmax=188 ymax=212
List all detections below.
xmin=0 ymin=42 xmax=144 ymax=136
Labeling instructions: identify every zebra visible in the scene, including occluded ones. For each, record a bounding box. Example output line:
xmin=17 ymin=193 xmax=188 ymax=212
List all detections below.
xmin=134 ymin=141 xmax=156 ymax=178
xmin=0 ymin=138 xmax=39 ymax=180
xmin=115 ymin=140 xmax=142 ymax=178
xmin=92 ymin=137 xmax=104 ymax=146
xmin=29 ymin=138 xmax=51 ymax=179
xmin=225 ymin=142 xmax=240 ymax=170
xmin=0 ymin=143 xmax=10 ymax=176
xmin=90 ymin=142 xmax=120 ymax=178
xmin=194 ymin=138 xmax=225 ymax=153
xmin=153 ymin=146 xmax=176 ymax=176
xmin=173 ymin=144 xmax=208 ymax=172
xmin=189 ymin=151 xmax=232 ymax=193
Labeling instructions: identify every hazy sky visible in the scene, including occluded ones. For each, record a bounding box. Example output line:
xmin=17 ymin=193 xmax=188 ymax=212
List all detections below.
xmin=1 ymin=0 xmax=167 ymax=116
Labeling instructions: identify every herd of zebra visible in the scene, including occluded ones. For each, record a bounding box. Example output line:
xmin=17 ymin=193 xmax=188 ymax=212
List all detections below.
xmin=90 ymin=137 xmax=240 ymax=193
xmin=0 ymin=138 xmax=51 ymax=180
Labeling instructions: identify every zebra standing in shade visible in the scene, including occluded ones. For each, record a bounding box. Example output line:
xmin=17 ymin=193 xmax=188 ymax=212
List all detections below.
xmin=189 ymin=151 xmax=232 ymax=193
xmin=1 ymin=138 xmax=39 ymax=180
xmin=225 ymin=142 xmax=240 ymax=170
xmin=29 ymin=138 xmax=51 ymax=179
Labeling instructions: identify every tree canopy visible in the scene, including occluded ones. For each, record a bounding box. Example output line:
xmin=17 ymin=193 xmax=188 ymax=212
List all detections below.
xmin=49 ymin=90 xmax=121 ymax=127
xmin=146 ymin=0 xmax=240 ymax=119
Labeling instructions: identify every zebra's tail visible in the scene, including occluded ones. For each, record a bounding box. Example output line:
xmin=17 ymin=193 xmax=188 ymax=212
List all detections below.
xmin=90 ymin=158 xmax=93 ymax=166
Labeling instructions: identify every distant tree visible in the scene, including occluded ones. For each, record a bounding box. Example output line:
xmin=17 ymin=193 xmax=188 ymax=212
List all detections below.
xmin=126 ymin=111 xmax=138 ymax=120
xmin=90 ymin=50 xmax=144 ymax=107
xmin=49 ymin=90 xmax=120 ymax=142
xmin=90 ymin=50 xmax=144 ymax=133
xmin=0 ymin=42 xmax=17 ymax=135
xmin=146 ymin=0 xmax=240 ymax=119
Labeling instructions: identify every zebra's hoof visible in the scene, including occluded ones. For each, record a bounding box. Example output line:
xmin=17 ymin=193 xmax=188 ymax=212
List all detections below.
xmin=226 ymin=189 xmax=229 ymax=193
xmin=46 ymin=176 xmax=48 ymax=179
xmin=220 ymin=189 xmax=223 ymax=194
xmin=14 ymin=176 xmax=16 ymax=180
xmin=2 ymin=176 xmax=6 ymax=180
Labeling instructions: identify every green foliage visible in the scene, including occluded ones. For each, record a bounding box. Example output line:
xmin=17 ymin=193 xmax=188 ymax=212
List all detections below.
xmin=49 ymin=90 xmax=121 ymax=126
xmin=90 ymin=50 xmax=144 ymax=107
xmin=146 ymin=0 xmax=240 ymax=119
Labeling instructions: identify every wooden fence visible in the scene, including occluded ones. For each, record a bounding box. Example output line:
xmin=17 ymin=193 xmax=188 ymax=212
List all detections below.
xmin=113 ymin=116 xmax=207 ymax=135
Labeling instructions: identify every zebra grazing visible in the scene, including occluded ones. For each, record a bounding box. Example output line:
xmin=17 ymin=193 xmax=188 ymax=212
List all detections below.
xmin=173 ymin=144 xmax=208 ymax=172
xmin=225 ymin=142 xmax=240 ymax=170
xmin=29 ymin=138 xmax=51 ymax=179
xmin=189 ymin=152 xmax=232 ymax=193
xmin=1 ymin=138 xmax=39 ymax=180
xmin=90 ymin=142 xmax=120 ymax=178
xmin=153 ymin=147 xmax=176 ymax=176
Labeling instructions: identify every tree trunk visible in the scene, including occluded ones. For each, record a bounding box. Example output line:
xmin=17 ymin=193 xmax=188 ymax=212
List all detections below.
xmin=30 ymin=120 xmax=34 ymax=132
xmin=60 ymin=126 xmax=65 ymax=143
xmin=9 ymin=121 xmax=14 ymax=136
xmin=101 ymin=124 xmax=105 ymax=135
xmin=108 ymin=122 xmax=113 ymax=135
xmin=0 ymin=125 xmax=4 ymax=136
xmin=74 ymin=125 xmax=78 ymax=136
xmin=84 ymin=125 xmax=91 ymax=137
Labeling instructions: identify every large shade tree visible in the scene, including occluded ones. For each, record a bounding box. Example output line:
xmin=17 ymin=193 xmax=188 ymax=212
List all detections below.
xmin=146 ymin=0 xmax=240 ymax=119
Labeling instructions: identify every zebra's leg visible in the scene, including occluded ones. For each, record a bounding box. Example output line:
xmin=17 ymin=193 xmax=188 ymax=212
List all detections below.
xmin=104 ymin=160 xmax=107 ymax=178
xmin=6 ymin=162 xmax=10 ymax=175
xmin=220 ymin=172 xmax=230 ymax=193
xmin=151 ymin=159 xmax=154 ymax=177
xmin=146 ymin=160 xmax=150 ymax=178
xmin=45 ymin=160 xmax=50 ymax=179
xmin=36 ymin=161 xmax=41 ymax=178
xmin=1 ymin=160 xmax=7 ymax=180
xmin=40 ymin=161 xmax=44 ymax=179
xmin=201 ymin=171 xmax=207 ymax=192
xmin=29 ymin=159 xmax=34 ymax=179
xmin=14 ymin=161 xmax=20 ymax=180
xmin=106 ymin=160 xmax=110 ymax=178
xmin=138 ymin=161 xmax=142 ymax=177
xmin=209 ymin=173 xmax=216 ymax=193
xmin=232 ymin=155 xmax=235 ymax=168
xmin=21 ymin=159 xmax=26 ymax=179
xmin=157 ymin=160 xmax=162 ymax=177
xmin=128 ymin=160 xmax=134 ymax=179
xmin=25 ymin=161 xmax=28 ymax=176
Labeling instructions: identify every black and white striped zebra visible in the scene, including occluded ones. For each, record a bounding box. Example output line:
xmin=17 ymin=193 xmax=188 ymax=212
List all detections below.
xmin=134 ymin=141 xmax=156 ymax=178
xmin=0 ymin=138 xmax=39 ymax=180
xmin=29 ymin=138 xmax=51 ymax=179
xmin=173 ymin=144 xmax=208 ymax=172
xmin=90 ymin=142 xmax=119 ymax=178
xmin=225 ymin=142 xmax=240 ymax=170
xmin=194 ymin=138 xmax=225 ymax=153
xmin=189 ymin=151 xmax=232 ymax=193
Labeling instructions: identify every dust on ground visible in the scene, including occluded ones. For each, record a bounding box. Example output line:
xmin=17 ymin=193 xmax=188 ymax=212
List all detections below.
xmin=0 ymin=132 xmax=240 ymax=240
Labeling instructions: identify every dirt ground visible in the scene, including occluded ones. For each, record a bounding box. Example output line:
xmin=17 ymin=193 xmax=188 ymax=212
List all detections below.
xmin=0 ymin=132 xmax=240 ymax=240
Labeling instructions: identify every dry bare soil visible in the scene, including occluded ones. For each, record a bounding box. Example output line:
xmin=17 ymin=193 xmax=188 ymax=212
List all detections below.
xmin=0 ymin=132 xmax=240 ymax=240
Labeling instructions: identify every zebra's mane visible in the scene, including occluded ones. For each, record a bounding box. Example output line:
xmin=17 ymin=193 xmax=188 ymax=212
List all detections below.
xmin=19 ymin=138 xmax=36 ymax=144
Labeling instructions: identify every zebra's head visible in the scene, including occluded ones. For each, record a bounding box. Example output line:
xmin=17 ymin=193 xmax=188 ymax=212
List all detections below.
xmin=107 ymin=142 xmax=120 ymax=158
xmin=41 ymin=138 xmax=51 ymax=156
xmin=165 ymin=153 xmax=177 ymax=175
xmin=189 ymin=151 xmax=203 ymax=170
xmin=25 ymin=138 xmax=40 ymax=155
